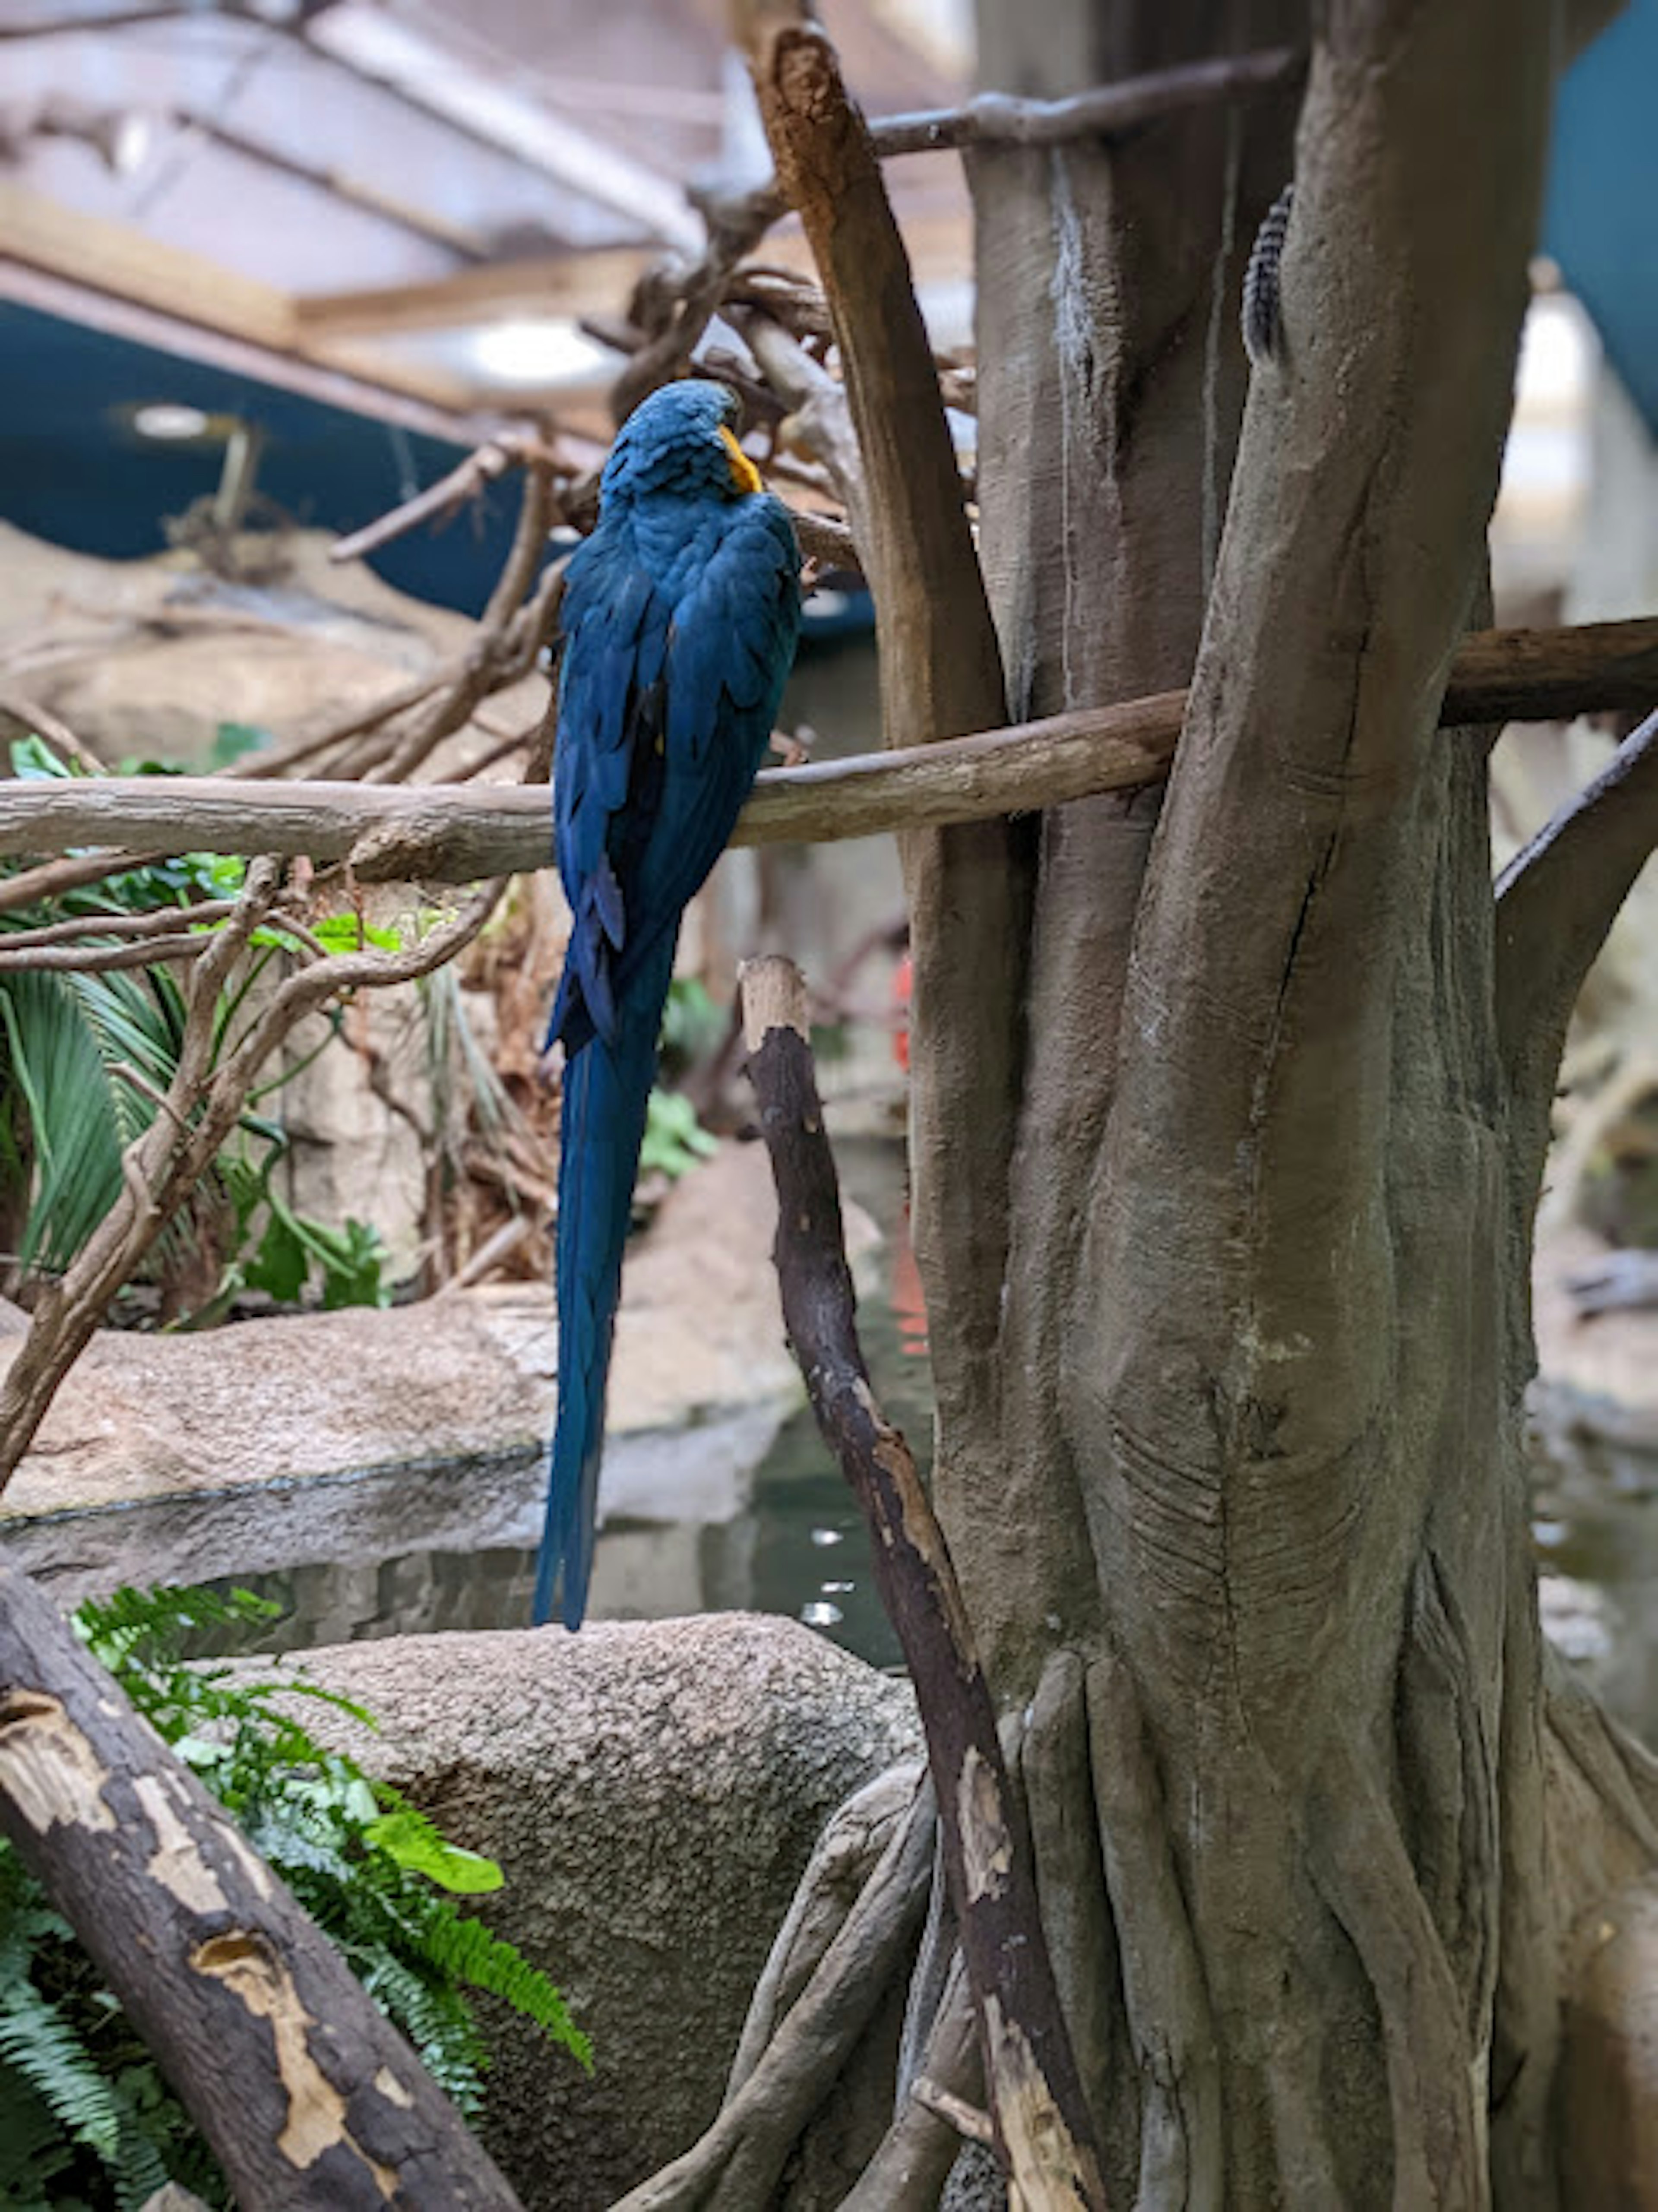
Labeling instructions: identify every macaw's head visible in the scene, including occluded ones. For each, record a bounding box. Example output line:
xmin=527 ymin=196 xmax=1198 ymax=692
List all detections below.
xmin=599 ymin=378 xmax=764 ymax=508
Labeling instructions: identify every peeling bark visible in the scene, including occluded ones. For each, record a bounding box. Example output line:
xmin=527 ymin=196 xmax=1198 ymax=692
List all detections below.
xmin=0 ymin=1565 xmax=522 ymax=2212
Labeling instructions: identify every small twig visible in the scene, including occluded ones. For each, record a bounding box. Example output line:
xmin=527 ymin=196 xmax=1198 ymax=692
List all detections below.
xmin=911 ymin=2075 xmax=995 ymax=2146
xmin=436 ymin=1212 xmax=538 ymax=1296
xmin=0 ymin=931 xmax=207 ymax=973
xmin=0 ymin=898 xmax=238 ymax=952
xmin=0 ymin=688 xmax=106 ymax=776
xmin=0 ymin=867 xmax=506 ymax=1491
xmin=329 ymin=431 xmax=563 ymax=565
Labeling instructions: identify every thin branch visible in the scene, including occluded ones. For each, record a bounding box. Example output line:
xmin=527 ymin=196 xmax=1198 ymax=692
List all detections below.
xmin=3 ymin=621 xmax=1652 ymax=879
xmin=0 ymin=898 xmax=238 ymax=952
xmin=0 ymin=869 xmax=505 ymax=1492
xmin=328 ymin=431 xmax=563 ymax=566
xmin=0 ymin=688 xmax=106 ymax=776
xmin=1496 ymin=705 xmax=1658 ymax=1135
xmin=0 ymin=931 xmax=207 ymax=974
xmin=865 ymin=47 xmax=1301 ymax=156
xmin=911 ymin=2076 xmax=995 ymax=2146
xmin=739 ymin=956 xmax=1106 ymax=2209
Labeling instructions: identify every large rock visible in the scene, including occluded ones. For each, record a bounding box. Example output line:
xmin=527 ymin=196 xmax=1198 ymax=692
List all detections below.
xmin=272 ymin=1615 xmax=919 ymax=2209
xmin=0 ymin=1144 xmax=841 ymax=1610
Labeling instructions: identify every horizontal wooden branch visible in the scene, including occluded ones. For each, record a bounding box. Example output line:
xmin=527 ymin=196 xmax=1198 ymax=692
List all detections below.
xmin=0 ymin=619 xmax=1651 ymax=882
xmin=866 ymin=47 xmax=1301 ymax=157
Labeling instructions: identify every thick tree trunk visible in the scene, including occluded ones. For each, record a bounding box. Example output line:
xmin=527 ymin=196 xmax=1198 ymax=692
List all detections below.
xmin=894 ymin=0 xmax=1658 ymax=2206
xmin=0 ymin=1565 xmax=522 ymax=2212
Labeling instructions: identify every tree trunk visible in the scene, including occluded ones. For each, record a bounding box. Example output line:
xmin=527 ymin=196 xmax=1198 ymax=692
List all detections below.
xmin=886 ymin=0 xmax=1658 ymax=2204
xmin=0 ymin=1564 xmax=523 ymax=2212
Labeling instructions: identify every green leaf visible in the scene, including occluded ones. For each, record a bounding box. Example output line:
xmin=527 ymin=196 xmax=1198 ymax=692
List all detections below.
xmin=313 ymin=912 xmax=401 ymax=955
xmin=243 ymin=1211 xmax=309 ymax=1302
xmin=639 ymin=1088 xmax=718 ymax=1180
xmin=364 ymin=1811 xmax=505 ymax=1895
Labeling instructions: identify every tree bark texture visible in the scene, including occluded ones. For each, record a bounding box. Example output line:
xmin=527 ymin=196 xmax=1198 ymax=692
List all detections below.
xmin=0 ymin=1564 xmax=523 ymax=2212
xmin=886 ymin=0 xmax=1658 ymax=2205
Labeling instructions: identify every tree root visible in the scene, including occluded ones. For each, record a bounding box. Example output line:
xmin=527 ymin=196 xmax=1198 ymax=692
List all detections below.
xmin=610 ymin=1768 xmax=936 ymax=2212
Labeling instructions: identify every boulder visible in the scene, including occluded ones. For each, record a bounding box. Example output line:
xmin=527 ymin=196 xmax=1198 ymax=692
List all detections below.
xmin=266 ymin=1614 xmax=920 ymax=2209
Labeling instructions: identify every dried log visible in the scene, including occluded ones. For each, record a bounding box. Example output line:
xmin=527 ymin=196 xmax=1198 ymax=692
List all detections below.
xmin=0 ymin=1562 xmax=522 ymax=2212
xmin=0 ymin=617 xmax=1651 ymax=884
xmin=739 ymin=955 xmax=1107 ymax=2209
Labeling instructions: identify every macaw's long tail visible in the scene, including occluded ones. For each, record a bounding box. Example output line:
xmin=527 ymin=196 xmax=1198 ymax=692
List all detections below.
xmin=532 ymin=933 xmax=677 ymax=1628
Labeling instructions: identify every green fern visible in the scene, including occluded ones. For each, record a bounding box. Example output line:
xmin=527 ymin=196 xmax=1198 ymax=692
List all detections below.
xmin=0 ymin=1579 xmax=585 ymax=2206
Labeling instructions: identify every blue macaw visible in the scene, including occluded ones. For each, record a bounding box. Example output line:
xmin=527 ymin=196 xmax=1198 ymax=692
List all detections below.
xmin=532 ymin=380 xmax=802 ymax=1629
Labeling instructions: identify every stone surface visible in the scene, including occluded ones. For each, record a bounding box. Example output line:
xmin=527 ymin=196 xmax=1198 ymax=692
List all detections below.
xmin=0 ymin=1143 xmax=879 ymax=1604
xmin=267 ymin=1614 xmax=920 ymax=2211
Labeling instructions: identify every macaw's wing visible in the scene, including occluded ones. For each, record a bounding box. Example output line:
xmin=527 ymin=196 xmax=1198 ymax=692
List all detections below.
xmin=547 ymin=495 xmax=800 ymax=1059
xmin=546 ymin=538 xmax=673 ymax=1055
xmin=617 ymin=497 xmax=802 ymax=961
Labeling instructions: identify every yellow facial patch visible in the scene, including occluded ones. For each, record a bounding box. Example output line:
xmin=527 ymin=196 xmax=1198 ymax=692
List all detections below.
xmin=720 ymin=424 xmax=763 ymax=496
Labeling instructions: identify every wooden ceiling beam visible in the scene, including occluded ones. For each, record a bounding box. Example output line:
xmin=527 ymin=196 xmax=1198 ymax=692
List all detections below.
xmin=291 ymin=249 xmax=660 ymax=341
xmin=0 ymin=186 xmax=514 ymax=434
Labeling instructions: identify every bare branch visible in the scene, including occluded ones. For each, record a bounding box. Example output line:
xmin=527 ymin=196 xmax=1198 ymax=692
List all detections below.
xmin=0 ymin=687 xmax=106 ymax=776
xmin=0 ymin=867 xmax=505 ymax=1491
xmin=328 ymin=430 xmax=563 ymax=565
xmin=1496 ymin=705 xmax=1658 ymax=1140
xmin=0 ymin=898 xmax=238 ymax=953
xmin=2 ymin=621 xmax=1652 ymax=878
xmin=867 ymin=47 xmax=1301 ymax=157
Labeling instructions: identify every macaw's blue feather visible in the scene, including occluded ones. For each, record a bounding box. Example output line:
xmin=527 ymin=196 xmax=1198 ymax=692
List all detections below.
xmin=534 ymin=380 xmax=801 ymax=1629
xmin=533 ymin=932 xmax=677 ymax=1630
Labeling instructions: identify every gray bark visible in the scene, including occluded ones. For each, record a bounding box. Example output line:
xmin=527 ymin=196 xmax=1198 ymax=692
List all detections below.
xmin=902 ymin=0 xmax=1658 ymax=2203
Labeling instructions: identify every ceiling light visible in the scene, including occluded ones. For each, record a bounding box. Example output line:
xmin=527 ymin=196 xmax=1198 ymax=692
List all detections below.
xmin=465 ymin=320 xmax=613 ymax=387
xmin=131 ymin=404 xmax=212 ymax=441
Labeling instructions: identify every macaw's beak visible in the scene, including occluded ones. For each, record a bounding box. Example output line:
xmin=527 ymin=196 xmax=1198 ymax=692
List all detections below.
xmin=720 ymin=424 xmax=764 ymax=497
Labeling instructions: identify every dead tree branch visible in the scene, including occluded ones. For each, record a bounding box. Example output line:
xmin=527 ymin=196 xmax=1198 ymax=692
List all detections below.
xmin=739 ymin=954 xmax=1106 ymax=2209
xmin=2 ymin=619 xmax=1651 ymax=879
xmin=328 ymin=430 xmax=564 ymax=566
xmin=0 ymin=1562 xmax=524 ymax=2211
xmin=738 ymin=0 xmax=1035 ymax=1538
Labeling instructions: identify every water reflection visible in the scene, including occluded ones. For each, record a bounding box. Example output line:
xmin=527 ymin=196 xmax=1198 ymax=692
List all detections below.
xmin=168 ymin=1130 xmax=1658 ymax=1745
xmin=1533 ymin=1413 xmax=1658 ymax=1744
xmin=183 ymin=1136 xmax=922 ymax=1674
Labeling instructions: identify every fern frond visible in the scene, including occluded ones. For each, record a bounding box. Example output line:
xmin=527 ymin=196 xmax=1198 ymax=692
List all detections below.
xmin=0 ymin=1975 xmax=125 ymax=2164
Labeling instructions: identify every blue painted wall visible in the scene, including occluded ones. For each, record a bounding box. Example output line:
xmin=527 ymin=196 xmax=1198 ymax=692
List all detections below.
xmin=1544 ymin=0 xmax=1658 ymax=435
xmin=0 ymin=300 xmax=522 ymax=616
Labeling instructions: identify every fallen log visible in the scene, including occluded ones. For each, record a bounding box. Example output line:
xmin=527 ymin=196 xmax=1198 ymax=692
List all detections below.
xmin=0 ymin=1563 xmax=524 ymax=2212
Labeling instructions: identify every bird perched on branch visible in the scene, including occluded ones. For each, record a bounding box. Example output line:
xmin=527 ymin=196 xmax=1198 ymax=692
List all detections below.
xmin=533 ymin=380 xmax=801 ymax=1629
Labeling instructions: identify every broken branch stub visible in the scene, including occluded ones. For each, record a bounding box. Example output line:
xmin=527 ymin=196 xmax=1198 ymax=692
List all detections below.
xmin=740 ymin=954 xmax=1107 ymax=2211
